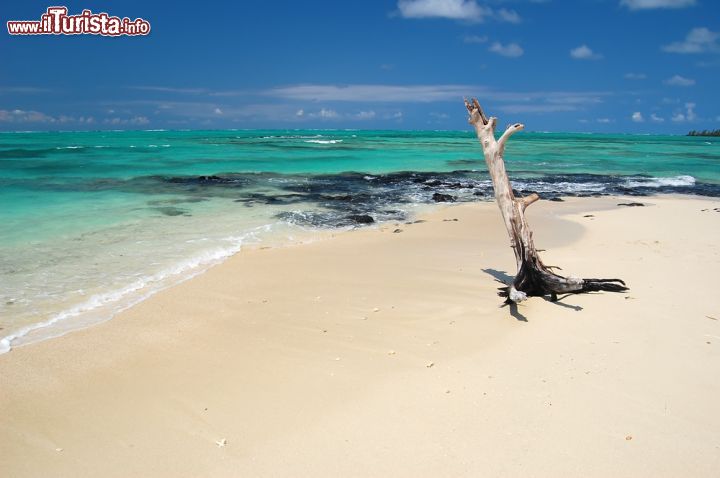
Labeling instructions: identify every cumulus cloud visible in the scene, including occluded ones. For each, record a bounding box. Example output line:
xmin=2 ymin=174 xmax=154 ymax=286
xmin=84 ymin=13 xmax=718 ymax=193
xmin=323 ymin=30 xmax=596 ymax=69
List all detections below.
xmin=570 ymin=45 xmax=603 ymax=60
xmin=213 ymin=108 xmax=223 ymax=115
xmin=104 ymin=116 xmax=150 ymax=126
xmin=397 ymin=0 xmax=490 ymax=21
xmin=620 ymin=0 xmax=696 ymax=9
xmin=671 ymin=102 xmax=697 ymax=122
xmin=663 ymin=27 xmax=720 ymax=54
xmin=396 ymin=0 xmax=521 ymax=23
xmin=632 ymin=112 xmax=644 ymax=122
xmin=497 ymin=8 xmax=521 ymax=23
xmin=0 ymin=109 xmax=56 ymax=123
xmin=650 ymin=113 xmax=665 ymax=122
xmin=354 ymin=110 xmax=376 ymax=120
xmin=318 ymin=108 xmax=338 ymax=119
xmin=624 ymin=73 xmax=647 ymax=80
xmin=489 ymin=41 xmax=524 ymax=57
xmin=664 ymin=74 xmax=696 ymax=86
xmin=295 ymin=109 xmax=304 ymax=117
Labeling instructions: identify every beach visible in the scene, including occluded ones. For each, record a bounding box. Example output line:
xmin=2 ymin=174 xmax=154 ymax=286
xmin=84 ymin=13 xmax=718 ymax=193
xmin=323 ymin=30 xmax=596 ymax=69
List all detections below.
xmin=2 ymin=194 xmax=719 ymax=477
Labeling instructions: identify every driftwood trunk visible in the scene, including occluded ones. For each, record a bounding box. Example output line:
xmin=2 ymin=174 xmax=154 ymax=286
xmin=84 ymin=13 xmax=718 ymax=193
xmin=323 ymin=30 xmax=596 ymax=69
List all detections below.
xmin=464 ymin=98 xmax=627 ymax=303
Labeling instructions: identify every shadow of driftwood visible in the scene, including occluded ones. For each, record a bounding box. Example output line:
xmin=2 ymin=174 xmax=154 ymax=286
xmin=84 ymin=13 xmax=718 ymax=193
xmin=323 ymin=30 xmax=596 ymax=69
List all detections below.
xmin=546 ymin=296 xmax=583 ymax=311
xmin=482 ymin=268 xmax=584 ymax=320
xmin=504 ymin=302 xmax=528 ymax=322
xmin=482 ymin=268 xmax=513 ymax=284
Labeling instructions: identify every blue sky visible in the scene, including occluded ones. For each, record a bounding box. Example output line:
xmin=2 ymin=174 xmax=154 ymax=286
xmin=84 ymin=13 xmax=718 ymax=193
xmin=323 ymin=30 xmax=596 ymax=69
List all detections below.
xmin=1 ymin=0 xmax=718 ymax=132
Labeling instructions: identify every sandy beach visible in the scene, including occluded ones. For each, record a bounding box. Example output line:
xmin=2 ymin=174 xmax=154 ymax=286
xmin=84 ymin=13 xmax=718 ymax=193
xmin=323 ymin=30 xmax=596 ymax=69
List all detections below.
xmin=1 ymin=195 xmax=719 ymax=477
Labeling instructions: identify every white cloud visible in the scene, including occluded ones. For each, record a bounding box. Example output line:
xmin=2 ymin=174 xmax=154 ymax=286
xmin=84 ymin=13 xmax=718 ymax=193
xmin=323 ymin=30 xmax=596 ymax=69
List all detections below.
xmin=650 ymin=113 xmax=665 ymax=122
xmin=265 ymin=83 xmax=609 ymax=116
xmin=624 ymin=72 xmax=647 ymax=80
xmin=632 ymin=112 xmax=644 ymax=122
xmin=664 ymin=74 xmax=695 ymax=86
xmin=463 ymin=34 xmax=488 ymax=44
xmin=295 ymin=109 xmax=304 ymax=117
xmin=0 ymin=109 xmax=56 ymax=123
xmin=213 ymin=108 xmax=223 ymax=115
xmin=489 ymin=41 xmax=524 ymax=57
xmin=497 ymin=8 xmax=521 ymax=23
xmin=671 ymin=113 xmax=685 ymax=122
xmin=685 ymin=102 xmax=697 ymax=121
xmin=597 ymin=118 xmax=612 ymax=123
xmin=267 ymin=84 xmax=474 ymax=102
xmin=396 ymin=1 xmax=521 ymax=23
xmin=620 ymin=0 xmax=696 ymax=10
xmin=397 ymin=0 xmax=490 ymax=21
xmin=354 ymin=110 xmax=376 ymax=120
xmin=663 ymin=27 xmax=720 ymax=54
xmin=570 ymin=45 xmax=602 ymax=60
xmin=104 ymin=116 xmax=150 ymax=126
xmin=671 ymin=102 xmax=697 ymax=122
xmin=318 ymin=108 xmax=338 ymax=119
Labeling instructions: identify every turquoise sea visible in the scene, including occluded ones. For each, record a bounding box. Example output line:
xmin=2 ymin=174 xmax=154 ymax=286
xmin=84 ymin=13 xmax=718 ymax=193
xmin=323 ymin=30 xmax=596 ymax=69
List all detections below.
xmin=1 ymin=129 xmax=719 ymax=351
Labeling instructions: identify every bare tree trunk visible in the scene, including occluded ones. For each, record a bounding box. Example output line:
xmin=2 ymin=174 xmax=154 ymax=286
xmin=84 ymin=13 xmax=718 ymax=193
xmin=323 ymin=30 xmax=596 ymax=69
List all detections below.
xmin=464 ymin=98 xmax=627 ymax=303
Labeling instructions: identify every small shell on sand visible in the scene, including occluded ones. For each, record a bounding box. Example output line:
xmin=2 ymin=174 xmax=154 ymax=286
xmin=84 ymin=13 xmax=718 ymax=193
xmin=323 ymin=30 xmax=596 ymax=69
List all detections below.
xmin=216 ymin=438 xmax=227 ymax=447
xmin=426 ymin=362 xmax=435 ymax=368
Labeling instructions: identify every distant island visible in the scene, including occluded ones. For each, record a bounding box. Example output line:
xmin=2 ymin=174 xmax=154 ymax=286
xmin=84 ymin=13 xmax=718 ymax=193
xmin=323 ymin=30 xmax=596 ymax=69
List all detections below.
xmin=688 ymin=129 xmax=720 ymax=137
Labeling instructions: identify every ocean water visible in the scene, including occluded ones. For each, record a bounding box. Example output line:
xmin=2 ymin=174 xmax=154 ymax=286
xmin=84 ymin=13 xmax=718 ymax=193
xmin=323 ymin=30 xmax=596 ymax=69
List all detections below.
xmin=1 ymin=129 xmax=719 ymax=351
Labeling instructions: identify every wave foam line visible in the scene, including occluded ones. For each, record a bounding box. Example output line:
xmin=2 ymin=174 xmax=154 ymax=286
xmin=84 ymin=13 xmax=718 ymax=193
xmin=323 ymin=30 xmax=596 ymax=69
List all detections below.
xmin=0 ymin=225 xmax=274 ymax=354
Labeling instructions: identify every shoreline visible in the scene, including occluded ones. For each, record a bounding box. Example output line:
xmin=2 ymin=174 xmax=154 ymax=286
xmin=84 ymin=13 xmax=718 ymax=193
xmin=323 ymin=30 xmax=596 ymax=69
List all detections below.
xmin=2 ymin=194 xmax=719 ymax=476
xmin=1 ymin=193 xmax=711 ymax=355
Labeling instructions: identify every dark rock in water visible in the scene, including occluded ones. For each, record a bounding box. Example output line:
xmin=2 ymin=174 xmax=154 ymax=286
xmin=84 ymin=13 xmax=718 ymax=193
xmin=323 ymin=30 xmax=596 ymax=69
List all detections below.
xmin=347 ymin=214 xmax=374 ymax=224
xmin=548 ymin=197 xmax=565 ymax=202
xmin=321 ymin=194 xmax=353 ymax=201
xmin=155 ymin=206 xmax=189 ymax=216
xmin=423 ymin=179 xmax=443 ymax=187
xmin=618 ymin=202 xmax=645 ymax=207
xmin=432 ymin=193 xmax=456 ymax=202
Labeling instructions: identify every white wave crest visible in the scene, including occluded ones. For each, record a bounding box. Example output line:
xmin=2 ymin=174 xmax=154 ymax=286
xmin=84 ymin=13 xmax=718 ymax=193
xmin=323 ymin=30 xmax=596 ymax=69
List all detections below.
xmin=304 ymin=139 xmax=343 ymax=144
xmin=624 ymin=175 xmax=696 ymax=188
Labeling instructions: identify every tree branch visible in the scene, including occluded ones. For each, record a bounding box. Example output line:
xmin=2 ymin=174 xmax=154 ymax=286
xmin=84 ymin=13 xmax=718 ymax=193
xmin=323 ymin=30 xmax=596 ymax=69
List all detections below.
xmin=498 ymin=123 xmax=524 ymax=154
xmin=519 ymin=193 xmax=540 ymax=210
xmin=464 ymin=97 xmax=488 ymax=126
